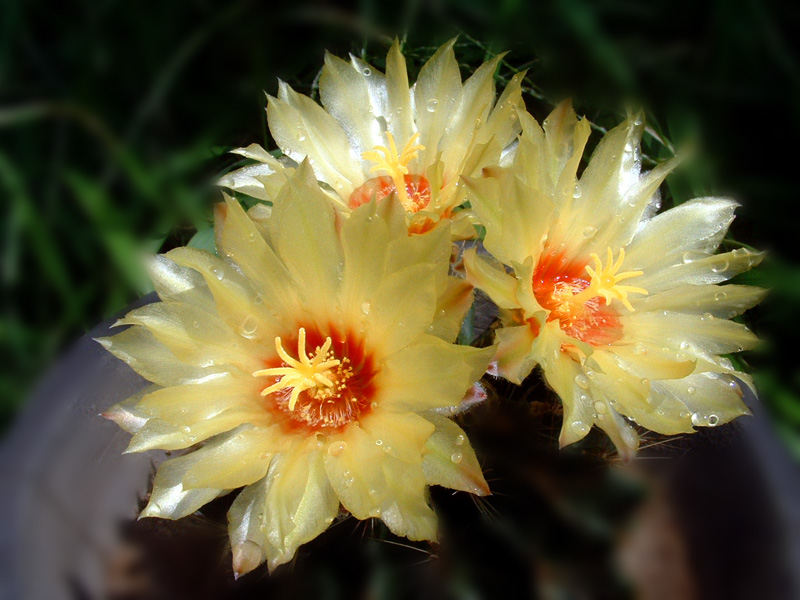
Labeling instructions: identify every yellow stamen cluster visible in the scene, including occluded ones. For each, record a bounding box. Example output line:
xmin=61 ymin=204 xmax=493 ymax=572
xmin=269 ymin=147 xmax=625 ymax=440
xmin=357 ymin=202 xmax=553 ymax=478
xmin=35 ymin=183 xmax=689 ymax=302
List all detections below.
xmin=573 ymin=247 xmax=648 ymax=311
xmin=362 ymin=131 xmax=425 ymax=210
xmin=253 ymin=328 xmax=350 ymax=411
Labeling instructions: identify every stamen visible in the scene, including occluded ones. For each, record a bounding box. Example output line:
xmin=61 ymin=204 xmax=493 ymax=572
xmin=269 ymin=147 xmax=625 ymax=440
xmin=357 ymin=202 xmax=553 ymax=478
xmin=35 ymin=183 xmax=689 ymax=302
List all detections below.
xmin=362 ymin=131 xmax=425 ymax=211
xmin=253 ymin=327 xmax=342 ymax=411
xmin=574 ymin=247 xmax=648 ymax=311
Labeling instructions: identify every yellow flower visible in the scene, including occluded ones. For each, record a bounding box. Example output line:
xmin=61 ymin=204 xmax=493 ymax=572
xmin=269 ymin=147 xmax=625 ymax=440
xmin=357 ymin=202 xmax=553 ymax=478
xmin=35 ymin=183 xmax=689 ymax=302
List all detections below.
xmin=218 ymin=39 xmax=525 ymax=237
xmin=100 ymin=163 xmax=493 ymax=574
xmin=464 ymin=101 xmax=766 ymax=459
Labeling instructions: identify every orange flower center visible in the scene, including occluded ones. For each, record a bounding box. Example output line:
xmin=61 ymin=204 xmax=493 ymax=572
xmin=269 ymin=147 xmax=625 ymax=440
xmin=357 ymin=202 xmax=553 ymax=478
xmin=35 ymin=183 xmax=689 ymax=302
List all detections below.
xmin=253 ymin=327 xmax=376 ymax=430
xmin=533 ymin=247 xmax=647 ymax=346
xmin=348 ymin=174 xmax=432 ymax=213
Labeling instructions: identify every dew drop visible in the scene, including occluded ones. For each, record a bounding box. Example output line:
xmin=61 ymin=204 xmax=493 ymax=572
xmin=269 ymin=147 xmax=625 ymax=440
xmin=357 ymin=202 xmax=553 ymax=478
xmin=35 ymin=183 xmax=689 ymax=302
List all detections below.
xmin=714 ymin=291 xmax=727 ymax=301
xmin=582 ymin=226 xmax=597 ymax=238
xmin=188 ymin=435 xmax=196 ymax=442
xmin=634 ymin=343 xmax=648 ymax=356
xmin=181 ymin=425 xmax=191 ymax=434
xmin=575 ymin=374 xmax=590 ymax=389
xmin=573 ymin=184 xmax=582 ymax=198
xmin=711 ymin=260 xmax=729 ymax=273
xmin=594 ymin=401 xmax=607 ymax=414
xmin=571 ymin=421 xmax=590 ymax=435
xmin=328 ymin=441 xmax=347 ymax=457
xmin=641 ymin=378 xmax=650 ymax=386
xmin=370 ymin=401 xmax=379 ymax=409
xmin=361 ymin=302 xmax=371 ymax=315
xmin=192 ymin=320 xmax=200 ymax=329
xmin=297 ymin=128 xmax=306 ymax=142
xmin=450 ymin=452 xmax=463 ymax=464
xmin=241 ymin=315 xmax=258 ymax=336
xmin=679 ymin=341 xmax=691 ymax=350
xmin=455 ymin=434 xmax=465 ymax=446
xmin=691 ymin=412 xmax=702 ymax=426
xmin=345 ymin=477 xmax=354 ymax=488
xmin=682 ymin=251 xmax=705 ymax=264
xmin=253 ymin=294 xmax=263 ymax=305
xmin=708 ymin=414 xmax=720 ymax=426
xmin=702 ymin=312 xmax=714 ymax=321
xmin=362 ymin=67 xmax=372 ymax=76
xmin=426 ymin=98 xmax=439 ymax=112
xmin=369 ymin=508 xmax=382 ymax=517
xmin=375 ymin=439 xmax=383 ymax=446
xmin=212 ymin=268 xmax=225 ymax=280
xmin=687 ymin=386 xmax=696 ymax=395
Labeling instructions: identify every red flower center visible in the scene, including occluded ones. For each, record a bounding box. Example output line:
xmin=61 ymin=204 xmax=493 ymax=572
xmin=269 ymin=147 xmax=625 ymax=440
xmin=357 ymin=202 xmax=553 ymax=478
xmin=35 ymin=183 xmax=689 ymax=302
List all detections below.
xmin=348 ymin=174 xmax=432 ymax=213
xmin=254 ymin=326 xmax=377 ymax=431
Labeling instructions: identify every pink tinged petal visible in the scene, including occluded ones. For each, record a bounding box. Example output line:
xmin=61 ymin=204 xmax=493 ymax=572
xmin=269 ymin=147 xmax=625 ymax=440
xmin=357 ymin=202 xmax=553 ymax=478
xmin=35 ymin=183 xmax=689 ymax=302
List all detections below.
xmin=379 ymin=335 xmax=494 ymax=411
xmin=463 ymin=248 xmax=519 ymax=310
xmin=96 ymin=327 xmax=229 ymax=387
xmin=101 ymin=386 xmax=156 ymax=434
xmin=323 ymin=425 xmax=437 ymax=541
xmin=140 ymin=451 xmax=230 ymax=520
xmin=413 ymin=38 xmax=462 ymax=169
xmin=268 ymin=163 xmax=344 ymax=310
xmin=431 ymin=381 xmax=488 ymax=417
xmin=420 ymin=413 xmax=489 ymax=496
xmin=268 ymin=82 xmax=361 ymax=195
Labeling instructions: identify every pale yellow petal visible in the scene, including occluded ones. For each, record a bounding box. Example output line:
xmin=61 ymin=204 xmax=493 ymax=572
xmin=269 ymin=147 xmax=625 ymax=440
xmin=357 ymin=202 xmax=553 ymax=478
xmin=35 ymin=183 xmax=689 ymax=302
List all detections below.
xmin=384 ymin=40 xmax=414 ymax=148
xmin=379 ymin=335 xmax=493 ymax=411
xmin=269 ymin=81 xmax=362 ymax=192
xmin=493 ymin=323 xmax=539 ymax=385
xmin=421 ymin=413 xmax=489 ymax=496
xmin=359 ymin=409 xmax=435 ymax=464
xmin=96 ymin=327 xmax=229 ymax=387
xmin=145 ymin=254 xmax=215 ymax=312
xmin=633 ymin=283 xmax=767 ymax=318
xmin=320 ymin=51 xmax=384 ymax=171
xmin=182 ymin=425 xmax=289 ymax=490
xmin=268 ymin=163 xmax=344 ymax=311
xmin=427 ymin=277 xmax=474 ymax=342
xmin=463 ymin=248 xmax=519 ymax=309
xmin=140 ymin=452 xmax=229 ymax=520
xmin=115 ymin=302 xmax=262 ymax=372
xmin=413 ymin=38 xmax=462 ymax=169
xmin=323 ymin=424 xmax=437 ymax=541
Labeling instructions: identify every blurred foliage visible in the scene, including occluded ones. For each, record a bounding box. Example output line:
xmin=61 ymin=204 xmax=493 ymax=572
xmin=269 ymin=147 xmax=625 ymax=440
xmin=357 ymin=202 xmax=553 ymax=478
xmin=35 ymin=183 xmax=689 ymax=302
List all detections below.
xmin=1 ymin=0 xmax=798 ymax=446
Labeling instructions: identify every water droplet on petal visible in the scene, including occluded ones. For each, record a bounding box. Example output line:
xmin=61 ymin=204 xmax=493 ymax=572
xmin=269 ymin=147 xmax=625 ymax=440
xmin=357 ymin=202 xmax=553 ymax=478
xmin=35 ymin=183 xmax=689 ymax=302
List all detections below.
xmin=687 ymin=386 xmax=696 ymax=395
xmin=361 ymin=302 xmax=371 ymax=315
xmin=253 ymin=294 xmax=263 ymax=305
xmin=345 ymin=477 xmax=354 ymax=488
xmin=582 ymin=226 xmax=597 ymax=238
xmin=714 ymin=291 xmax=727 ymax=301
xmin=575 ymin=375 xmax=590 ymax=389
xmin=181 ymin=425 xmax=191 ymax=434
xmin=594 ymin=401 xmax=607 ymax=414
xmin=328 ymin=441 xmax=347 ymax=457
xmin=571 ymin=421 xmax=590 ymax=435
xmin=682 ymin=251 xmax=705 ymax=264
xmin=427 ymin=98 xmax=438 ymax=112
xmin=375 ymin=439 xmax=383 ymax=446
xmin=455 ymin=434 xmax=465 ymax=446
xmin=711 ymin=260 xmax=729 ymax=273
xmin=241 ymin=315 xmax=258 ymax=336
xmin=634 ymin=343 xmax=648 ymax=356
xmin=362 ymin=67 xmax=372 ymax=76
xmin=708 ymin=414 xmax=720 ymax=426
xmin=450 ymin=452 xmax=463 ymax=464
xmin=573 ymin=184 xmax=582 ymax=198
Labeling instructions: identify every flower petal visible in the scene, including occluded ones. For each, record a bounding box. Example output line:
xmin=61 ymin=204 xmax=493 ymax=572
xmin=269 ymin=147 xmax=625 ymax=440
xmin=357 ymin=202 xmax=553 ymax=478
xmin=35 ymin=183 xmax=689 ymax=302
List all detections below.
xmin=421 ymin=413 xmax=489 ymax=496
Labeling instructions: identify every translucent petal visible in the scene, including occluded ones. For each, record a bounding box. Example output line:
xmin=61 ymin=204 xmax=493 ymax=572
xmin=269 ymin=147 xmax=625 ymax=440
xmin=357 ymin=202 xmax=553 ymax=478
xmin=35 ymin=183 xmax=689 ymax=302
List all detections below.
xmin=379 ymin=335 xmax=493 ymax=411
xmin=463 ymin=248 xmax=519 ymax=309
xmin=140 ymin=451 xmax=229 ymax=520
xmin=145 ymin=254 xmax=215 ymax=312
xmin=323 ymin=424 xmax=437 ymax=541
xmin=358 ymin=409 xmax=435 ymax=464
xmin=421 ymin=413 xmax=489 ymax=496
xmin=427 ymin=277 xmax=474 ymax=342
xmin=633 ymin=283 xmax=767 ymax=318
